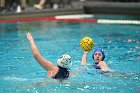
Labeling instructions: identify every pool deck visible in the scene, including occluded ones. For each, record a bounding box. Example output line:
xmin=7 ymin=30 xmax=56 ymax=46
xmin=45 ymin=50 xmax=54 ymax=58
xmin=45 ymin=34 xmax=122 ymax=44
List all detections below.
xmin=0 ymin=1 xmax=140 ymax=20
xmin=0 ymin=1 xmax=84 ymax=20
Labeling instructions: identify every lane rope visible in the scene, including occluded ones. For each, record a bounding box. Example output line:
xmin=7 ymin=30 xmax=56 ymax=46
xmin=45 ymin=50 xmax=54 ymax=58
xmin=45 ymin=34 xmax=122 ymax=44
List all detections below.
xmin=97 ymin=19 xmax=140 ymax=25
xmin=0 ymin=14 xmax=140 ymax=25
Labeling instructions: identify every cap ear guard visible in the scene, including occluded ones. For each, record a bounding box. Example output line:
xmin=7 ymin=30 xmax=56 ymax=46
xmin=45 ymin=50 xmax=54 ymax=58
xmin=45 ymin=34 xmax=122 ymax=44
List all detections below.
xmin=92 ymin=48 xmax=105 ymax=61
xmin=57 ymin=54 xmax=72 ymax=69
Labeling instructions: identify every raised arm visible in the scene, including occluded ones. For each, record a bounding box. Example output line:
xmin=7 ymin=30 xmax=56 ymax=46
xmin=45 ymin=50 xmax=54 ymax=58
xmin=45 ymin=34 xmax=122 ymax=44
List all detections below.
xmin=26 ymin=32 xmax=54 ymax=71
xmin=81 ymin=51 xmax=89 ymax=65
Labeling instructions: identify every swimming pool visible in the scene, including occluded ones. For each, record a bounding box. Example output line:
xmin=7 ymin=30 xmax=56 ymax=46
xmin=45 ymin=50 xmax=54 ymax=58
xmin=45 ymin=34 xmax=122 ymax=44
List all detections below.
xmin=0 ymin=14 xmax=140 ymax=93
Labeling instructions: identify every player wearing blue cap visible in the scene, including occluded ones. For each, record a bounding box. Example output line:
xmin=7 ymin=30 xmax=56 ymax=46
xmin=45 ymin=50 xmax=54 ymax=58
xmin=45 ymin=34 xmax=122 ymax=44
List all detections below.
xmin=81 ymin=48 xmax=131 ymax=77
xmin=81 ymin=48 xmax=110 ymax=72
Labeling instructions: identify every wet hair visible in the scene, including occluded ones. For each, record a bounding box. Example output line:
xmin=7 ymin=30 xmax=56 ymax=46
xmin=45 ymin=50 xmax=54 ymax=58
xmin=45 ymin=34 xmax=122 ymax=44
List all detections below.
xmin=92 ymin=48 xmax=105 ymax=61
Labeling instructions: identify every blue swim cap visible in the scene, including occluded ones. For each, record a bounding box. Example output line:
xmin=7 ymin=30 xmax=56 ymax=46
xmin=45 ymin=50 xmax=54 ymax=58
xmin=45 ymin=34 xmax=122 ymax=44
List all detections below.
xmin=92 ymin=48 xmax=105 ymax=61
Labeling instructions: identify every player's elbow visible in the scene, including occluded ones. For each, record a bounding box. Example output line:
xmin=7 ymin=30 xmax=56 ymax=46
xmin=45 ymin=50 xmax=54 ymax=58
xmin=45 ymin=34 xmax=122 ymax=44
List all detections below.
xmin=33 ymin=53 xmax=40 ymax=59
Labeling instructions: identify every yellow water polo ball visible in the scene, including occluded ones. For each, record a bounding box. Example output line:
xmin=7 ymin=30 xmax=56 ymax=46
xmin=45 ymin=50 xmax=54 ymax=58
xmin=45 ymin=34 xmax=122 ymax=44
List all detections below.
xmin=80 ymin=37 xmax=94 ymax=51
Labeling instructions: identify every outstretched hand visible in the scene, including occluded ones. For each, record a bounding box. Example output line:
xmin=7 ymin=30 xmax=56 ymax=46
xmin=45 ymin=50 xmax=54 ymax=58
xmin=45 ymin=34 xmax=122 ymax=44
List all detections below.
xmin=27 ymin=32 xmax=34 ymax=41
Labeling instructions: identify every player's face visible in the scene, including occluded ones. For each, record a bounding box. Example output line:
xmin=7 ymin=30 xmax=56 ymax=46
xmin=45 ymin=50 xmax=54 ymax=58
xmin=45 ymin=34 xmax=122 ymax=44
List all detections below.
xmin=94 ymin=52 xmax=103 ymax=63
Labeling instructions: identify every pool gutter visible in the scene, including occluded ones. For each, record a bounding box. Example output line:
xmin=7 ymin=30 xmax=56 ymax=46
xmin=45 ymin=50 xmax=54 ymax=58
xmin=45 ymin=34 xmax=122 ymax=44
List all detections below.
xmin=0 ymin=8 xmax=84 ymax=20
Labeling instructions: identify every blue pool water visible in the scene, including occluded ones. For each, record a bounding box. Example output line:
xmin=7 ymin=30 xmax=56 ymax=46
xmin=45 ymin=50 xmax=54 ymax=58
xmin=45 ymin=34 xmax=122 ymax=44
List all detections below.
xmin=0 ymin=16 xmax=140 ymax=93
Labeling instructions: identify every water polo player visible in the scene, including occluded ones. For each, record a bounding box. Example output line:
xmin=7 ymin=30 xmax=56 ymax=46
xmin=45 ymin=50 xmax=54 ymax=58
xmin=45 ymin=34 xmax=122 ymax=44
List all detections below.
xmin=81 ymin=48 xmax=110 ymax=72
xmin=27 ymin=32 xmax=72 ymax=80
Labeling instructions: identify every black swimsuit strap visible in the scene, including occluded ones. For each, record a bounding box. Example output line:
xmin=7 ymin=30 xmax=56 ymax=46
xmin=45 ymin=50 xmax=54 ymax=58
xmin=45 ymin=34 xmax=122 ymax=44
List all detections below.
xmin=93 ymin=62 xmax=101 ymax=69
xmin=52 ymin=66 xmax=69 ymax=80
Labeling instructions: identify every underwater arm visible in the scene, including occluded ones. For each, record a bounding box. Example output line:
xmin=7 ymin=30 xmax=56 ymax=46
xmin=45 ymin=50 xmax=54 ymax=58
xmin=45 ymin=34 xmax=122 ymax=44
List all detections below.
xmin=81 ymin=51 xmax=89 ymax=65
xmin=27 ymin=32 xmax=54 ymax=71
xmin=69 ymin=73 xmax=75 ymax=77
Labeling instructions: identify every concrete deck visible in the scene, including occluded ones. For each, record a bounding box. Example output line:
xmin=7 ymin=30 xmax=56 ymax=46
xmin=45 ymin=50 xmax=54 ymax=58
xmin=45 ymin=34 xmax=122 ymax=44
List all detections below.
xmin=0 ymin=1 xmax=84 ymax=20
xmin=0 ymin=1 xmax=140 ymax=20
